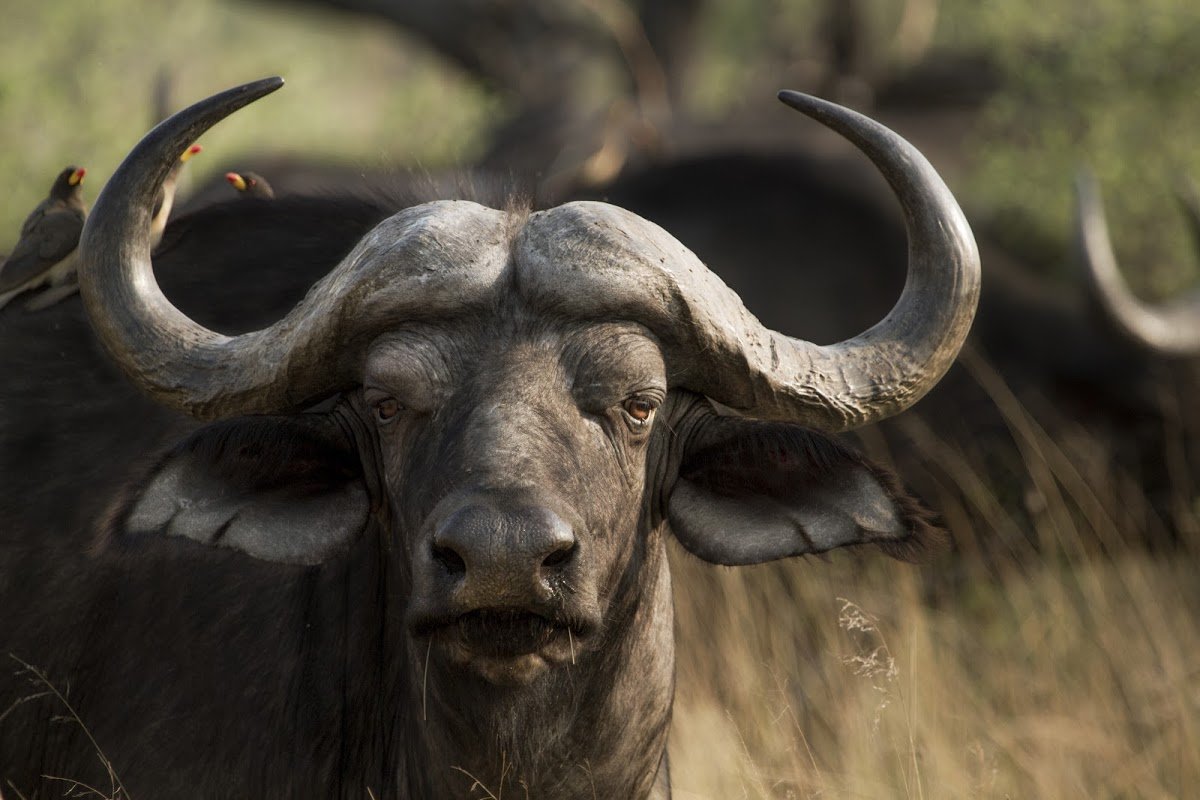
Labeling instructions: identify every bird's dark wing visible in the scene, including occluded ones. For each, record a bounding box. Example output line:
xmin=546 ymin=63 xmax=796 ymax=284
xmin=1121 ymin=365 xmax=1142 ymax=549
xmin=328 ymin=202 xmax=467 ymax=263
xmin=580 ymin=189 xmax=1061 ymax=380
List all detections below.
xmin=0 ymin=249 xmax=52 ymax=293
xmin=0 ymin=209 xmax=84 ymax=293
xmin=17 ymin=202 xmax=49 ymax=238
xmin=33 ymin=208 xmax=86 ymax=262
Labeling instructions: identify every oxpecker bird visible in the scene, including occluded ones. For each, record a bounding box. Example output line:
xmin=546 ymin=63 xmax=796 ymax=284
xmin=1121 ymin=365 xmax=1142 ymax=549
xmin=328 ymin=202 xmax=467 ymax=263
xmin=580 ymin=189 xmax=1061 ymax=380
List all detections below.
xmin=225 ymin=171 xmax=275 ymax=199
xmin=150 ymin=144 xmax=203 ymax=248
xmin=0 ymin=166 xmax=87 ymax=311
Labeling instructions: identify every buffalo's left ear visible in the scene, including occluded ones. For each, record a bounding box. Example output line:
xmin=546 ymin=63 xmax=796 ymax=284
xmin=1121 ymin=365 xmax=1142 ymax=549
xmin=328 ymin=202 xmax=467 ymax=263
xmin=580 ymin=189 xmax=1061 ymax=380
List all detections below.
xmin=667 ymin=415 xmax=943 ymax=565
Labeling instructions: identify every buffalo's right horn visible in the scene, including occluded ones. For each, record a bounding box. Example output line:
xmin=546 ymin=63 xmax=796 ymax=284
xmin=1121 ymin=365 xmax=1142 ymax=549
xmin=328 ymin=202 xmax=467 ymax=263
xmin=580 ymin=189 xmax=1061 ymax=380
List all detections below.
xmin=78 ymin=78 xmax=512 ymax=420
xmin=1075 ymin=170 xmax=1200 ymax=356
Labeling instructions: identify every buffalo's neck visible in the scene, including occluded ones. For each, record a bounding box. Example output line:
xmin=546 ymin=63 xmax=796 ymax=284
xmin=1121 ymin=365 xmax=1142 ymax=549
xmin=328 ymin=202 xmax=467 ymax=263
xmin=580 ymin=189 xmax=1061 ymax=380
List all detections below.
xmin=397 ymin=534 xmax=675 ymax=799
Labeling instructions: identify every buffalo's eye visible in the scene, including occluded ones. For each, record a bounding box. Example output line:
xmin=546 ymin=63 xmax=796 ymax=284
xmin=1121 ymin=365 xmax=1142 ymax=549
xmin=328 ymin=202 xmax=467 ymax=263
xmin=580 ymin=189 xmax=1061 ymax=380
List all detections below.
xmin=622 ymin=396 xmax=658 ymax=427
xmin=375 ymin=398 xmax=403 ymax=422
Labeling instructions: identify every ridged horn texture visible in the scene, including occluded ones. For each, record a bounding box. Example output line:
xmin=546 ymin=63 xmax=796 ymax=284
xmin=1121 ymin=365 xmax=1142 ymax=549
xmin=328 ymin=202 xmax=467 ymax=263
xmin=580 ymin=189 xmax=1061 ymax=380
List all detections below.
xmin=519 ymin=91 xmax=980 ymax=431
xmin=745 ymin=91 xmax=982 ymax=427
xmin=1075 ymin=170 xmax=1200 ymax=356
xmin=78 ymin=78 xmax=514 ymax=420
xmin=81 ymin=81 xmax=980 ymax=430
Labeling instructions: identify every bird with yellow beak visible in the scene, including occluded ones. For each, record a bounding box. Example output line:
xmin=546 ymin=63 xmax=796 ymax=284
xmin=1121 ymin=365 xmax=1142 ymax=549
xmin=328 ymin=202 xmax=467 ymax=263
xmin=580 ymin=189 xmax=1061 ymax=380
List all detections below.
xmin=225 ymin=170 xmax=275 ymax=199
xmin=150 ymin=143 xmax=203 ymax=249
xmin=0 ymin=166 xmax=87 ymax=311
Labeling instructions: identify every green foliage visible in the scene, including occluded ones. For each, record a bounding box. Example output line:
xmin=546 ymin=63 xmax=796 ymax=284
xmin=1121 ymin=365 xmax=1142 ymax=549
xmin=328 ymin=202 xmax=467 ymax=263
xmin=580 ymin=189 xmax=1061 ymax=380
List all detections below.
xmin=9 ymin=1 xmax=1199 ymax=298
xmin=684 ymin=0 xmax=1200 ymax=296
xmin=0 ymin=0 xmax=495 ymax=250
xmin=939 ymin=0 xmax=1200 ymax=297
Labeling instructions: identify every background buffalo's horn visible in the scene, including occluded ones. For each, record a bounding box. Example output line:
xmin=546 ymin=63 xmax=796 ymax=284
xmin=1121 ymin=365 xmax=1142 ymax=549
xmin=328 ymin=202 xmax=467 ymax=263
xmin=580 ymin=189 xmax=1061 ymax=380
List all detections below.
xmin=710 ymin=91 xmax=981 ymax=430
xmin=1075 ymin=169 xmax=1200 ymax=356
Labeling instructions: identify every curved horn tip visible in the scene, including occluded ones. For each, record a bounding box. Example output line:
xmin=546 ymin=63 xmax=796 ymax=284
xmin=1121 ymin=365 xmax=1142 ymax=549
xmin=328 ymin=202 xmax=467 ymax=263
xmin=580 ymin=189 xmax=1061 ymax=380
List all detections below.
xmin=233 ymin=75 xmax=286 ymax=97
xmin=774 ymin=89 xmax=923 ymax=167
xmin=85 ymin=75 xmax=289 ymax=240
xmin=158 ymin=76 xmax=285 ymax=137
xmin=77 ymin=75 xmax=289 ymax=419
xmin=164 ymin=75 xmax=285 ymax=131
xmin=775 ymin=89 xmax=855 ymax=121
xmin=776 ymin=89 xmax=820 ymax=109
xmin=1073 ymin=167 xmax=1102 ymax=207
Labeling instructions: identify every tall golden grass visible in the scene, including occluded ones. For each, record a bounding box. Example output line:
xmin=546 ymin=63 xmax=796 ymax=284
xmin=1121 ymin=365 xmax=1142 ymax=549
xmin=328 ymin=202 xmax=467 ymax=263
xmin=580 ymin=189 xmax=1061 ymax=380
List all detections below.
xmin=670 ymin=550 xmax=1199 ymax=798
xmin=13 ymin=364 xmax=1198 ymax=800
xmin=668 ymin=354 xmax=1200 ymax=799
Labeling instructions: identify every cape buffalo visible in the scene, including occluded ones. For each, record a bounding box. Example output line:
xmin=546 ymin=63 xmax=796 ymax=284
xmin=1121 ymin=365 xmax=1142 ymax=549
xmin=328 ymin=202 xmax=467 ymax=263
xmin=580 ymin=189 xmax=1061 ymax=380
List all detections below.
xmin=0 ymin=78 xmax=978 ymax=798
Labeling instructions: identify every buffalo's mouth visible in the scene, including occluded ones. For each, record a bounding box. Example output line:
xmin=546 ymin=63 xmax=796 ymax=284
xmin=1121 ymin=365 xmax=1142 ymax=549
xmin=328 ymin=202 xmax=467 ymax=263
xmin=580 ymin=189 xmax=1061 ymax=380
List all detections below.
xmin=413 ymin=608 xmax=591 ymax=684
xmin=455 ymin=610 xmax=564 ymax=658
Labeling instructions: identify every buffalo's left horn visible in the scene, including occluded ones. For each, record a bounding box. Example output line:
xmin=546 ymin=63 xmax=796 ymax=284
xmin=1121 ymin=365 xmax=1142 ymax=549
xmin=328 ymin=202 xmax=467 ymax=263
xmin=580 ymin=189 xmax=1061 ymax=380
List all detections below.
xmin=1076 ymin=170 xmax=1200 ymax=356
xmin=517 ymin=93 xmax=981 ymax=431
xmin=748 ymin=91 xmax=981 ymax=428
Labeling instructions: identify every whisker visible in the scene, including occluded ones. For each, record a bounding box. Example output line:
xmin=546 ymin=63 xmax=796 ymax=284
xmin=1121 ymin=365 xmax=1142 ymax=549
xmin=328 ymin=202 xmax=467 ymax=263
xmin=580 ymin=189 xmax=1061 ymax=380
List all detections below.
xmin=423 ymin=637 xmax=432 ymax=723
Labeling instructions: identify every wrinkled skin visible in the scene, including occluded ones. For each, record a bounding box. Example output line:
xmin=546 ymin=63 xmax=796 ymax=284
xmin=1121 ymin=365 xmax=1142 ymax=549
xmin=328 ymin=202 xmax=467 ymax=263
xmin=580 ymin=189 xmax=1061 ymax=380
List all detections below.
xmin=0 ymin=206 xmax=938 ymax=798
xmin=344 ymin=316 xmax=679 ymax=796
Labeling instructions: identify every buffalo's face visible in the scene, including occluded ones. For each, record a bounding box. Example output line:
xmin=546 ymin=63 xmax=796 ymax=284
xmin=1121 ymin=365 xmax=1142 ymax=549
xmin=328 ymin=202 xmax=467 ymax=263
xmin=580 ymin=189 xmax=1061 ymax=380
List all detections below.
xmin=98 ymin=81 xmax=976 ymax=708
xmin=365 ymin=318 xmax=666 ymax=684
xmin=112 ymin=307 xmax=947 ymax=691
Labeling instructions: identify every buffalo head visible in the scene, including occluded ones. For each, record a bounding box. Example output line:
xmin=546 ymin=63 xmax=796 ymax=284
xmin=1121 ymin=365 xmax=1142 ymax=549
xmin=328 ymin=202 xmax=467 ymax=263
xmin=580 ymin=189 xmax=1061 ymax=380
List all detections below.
xmin=74 ymin=78 xmax=978 ymax=796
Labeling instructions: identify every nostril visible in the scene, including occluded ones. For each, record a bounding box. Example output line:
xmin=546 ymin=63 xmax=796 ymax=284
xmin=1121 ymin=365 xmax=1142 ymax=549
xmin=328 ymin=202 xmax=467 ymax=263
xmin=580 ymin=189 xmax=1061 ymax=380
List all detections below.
xmin=541 ymin=541 xmax=576 ymax=569
xmin=432 ymin=544 xmax=466 ymax=575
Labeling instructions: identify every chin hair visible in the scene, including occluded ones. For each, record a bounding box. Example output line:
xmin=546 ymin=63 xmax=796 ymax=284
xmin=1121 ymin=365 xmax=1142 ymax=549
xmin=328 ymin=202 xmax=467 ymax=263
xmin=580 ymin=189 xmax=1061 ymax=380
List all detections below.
xmin=453 ymin=664 xmax=584 ymax=782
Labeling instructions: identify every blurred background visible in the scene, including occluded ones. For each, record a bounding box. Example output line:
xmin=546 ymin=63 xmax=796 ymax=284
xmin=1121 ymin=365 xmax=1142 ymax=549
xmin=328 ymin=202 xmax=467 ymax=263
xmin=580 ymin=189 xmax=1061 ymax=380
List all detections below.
xmin=4 ymin=1 xmax=1200 ymax=797
xmin=5 ymin=0 xmax=1200 ymax=293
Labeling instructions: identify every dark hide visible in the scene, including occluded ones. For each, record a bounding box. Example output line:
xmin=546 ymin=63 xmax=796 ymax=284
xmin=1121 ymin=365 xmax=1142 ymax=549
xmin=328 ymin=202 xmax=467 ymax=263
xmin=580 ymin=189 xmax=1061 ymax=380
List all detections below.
xmin=0 ymin=193 xmax=937 ymax=796
xmin=155 ymin=193 xmax=397 ymax=333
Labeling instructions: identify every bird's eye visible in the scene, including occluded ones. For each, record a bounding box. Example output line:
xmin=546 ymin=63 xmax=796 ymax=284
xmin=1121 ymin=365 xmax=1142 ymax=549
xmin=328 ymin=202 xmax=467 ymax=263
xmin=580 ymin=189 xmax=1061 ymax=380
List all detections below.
xmin=623 ymin=396 xmax=657 ymax=425
xmin=376 ymin=398 xmax=403 ymax=422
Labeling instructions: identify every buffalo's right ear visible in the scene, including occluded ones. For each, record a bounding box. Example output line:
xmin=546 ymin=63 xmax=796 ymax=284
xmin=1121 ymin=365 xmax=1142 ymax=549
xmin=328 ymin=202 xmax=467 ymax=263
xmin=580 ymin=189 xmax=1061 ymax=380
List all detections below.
xmin=111 ymin=413 xmax=370 ymax=565
xmin=666 ymin=412 xmax=943 ymax=566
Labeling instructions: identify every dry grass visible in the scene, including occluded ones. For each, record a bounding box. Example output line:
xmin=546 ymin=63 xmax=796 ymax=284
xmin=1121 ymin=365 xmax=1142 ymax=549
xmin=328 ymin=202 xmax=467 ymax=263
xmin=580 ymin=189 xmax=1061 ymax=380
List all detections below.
xmin=670 ymin=548 xmax=1200 ymax=799
xmin=3 ymin=657 xmax=130 ymax=800
xmin=668 ymin=361 xmax=1200 ymax=799
xmin=7 ymin=361 xmax=1198 ymax=799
